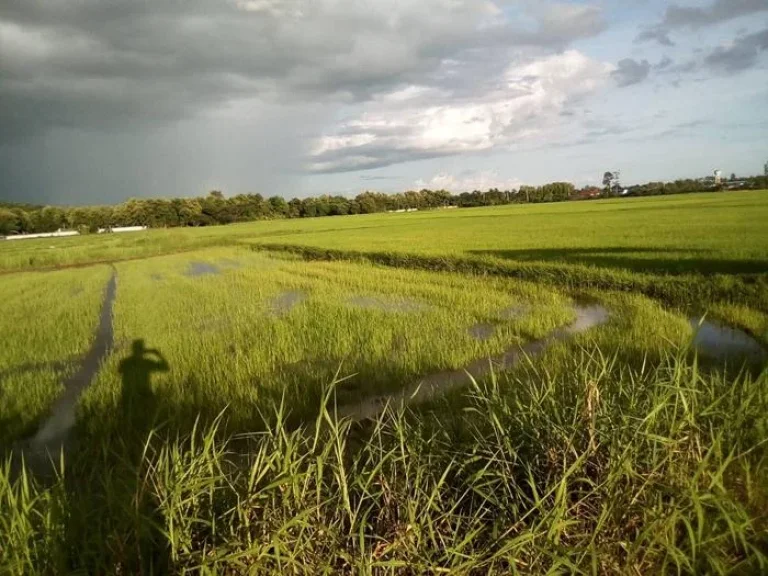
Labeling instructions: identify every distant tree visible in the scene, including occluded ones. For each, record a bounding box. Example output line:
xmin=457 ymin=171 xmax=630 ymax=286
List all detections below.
xmin=287 ymin=198 xmax=303 ymax=218
xmin=356 ymin=193 xmax=379 ymax=214
xmin=268 ymin=196 xmax=288 ymax=217
xmin=38 ymin=206 xmax=67 ymax=231
xmin=540 ymin=182 xmax=574 ymax=202
xmin=0 ymin=208 xmax=19 ymax=235
xmin=519 ymin=185 xmax=535 ymax=203
xmin=730 ymin=173 xmax=737 ymax=181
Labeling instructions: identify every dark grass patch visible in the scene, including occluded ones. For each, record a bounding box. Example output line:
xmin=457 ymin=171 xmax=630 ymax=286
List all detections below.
xmin=269 ymin=290 xmax=306 ymax=315
xmin=185 ymin=261 xmax=221 ymax=277
xmin=254 ymin=243 xmax=768 ymax=314
xmin=467 ymin=322 xmax=495 ymax=341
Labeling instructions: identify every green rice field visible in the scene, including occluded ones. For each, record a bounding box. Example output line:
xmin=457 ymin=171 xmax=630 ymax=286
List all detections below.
xmin=1 ymin=191 xmax=768 ymax=574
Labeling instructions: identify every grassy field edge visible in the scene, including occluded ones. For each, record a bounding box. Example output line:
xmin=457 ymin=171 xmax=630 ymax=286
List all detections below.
xmin=254 ymin=243 xmax=768 ymax=313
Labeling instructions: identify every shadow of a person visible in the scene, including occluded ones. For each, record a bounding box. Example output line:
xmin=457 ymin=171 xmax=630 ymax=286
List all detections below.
xmin=56 ymin=340 xmax=173 ymax=573
xmin=118 ymin=339 xmax=169 ymax=432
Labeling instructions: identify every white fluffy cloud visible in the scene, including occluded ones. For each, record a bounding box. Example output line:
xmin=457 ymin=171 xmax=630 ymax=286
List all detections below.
xmin=415 ymin=171 xmax=523 ymax=192
xmin=309 ymin=50 xmax=613 ymax=172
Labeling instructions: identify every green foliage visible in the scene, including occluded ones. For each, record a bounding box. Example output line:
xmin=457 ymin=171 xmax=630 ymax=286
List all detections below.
xmin=0 ymin=266 xmax=112 ymax=443
xmin=4 ymin=175 xmax=766 ymax=238
xmin=74 ymin=248 xmax=573 ymax=439
xmin=1 ymin=192 xmax=767 ymax=573
xmin=0 ymin=209 xmax=20 ymax=236
xmin=2 ymin=351 xmax=767 ymax=574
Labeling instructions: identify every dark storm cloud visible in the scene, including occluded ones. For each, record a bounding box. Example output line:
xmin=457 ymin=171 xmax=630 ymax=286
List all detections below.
xmin=0 ymin=0 xmax=608 ymax=144
xmin=611 ymin=59 xmax=651 ymax=87
xmin=309 ymin=145 xmax=452 ymax=174
xmin=636 ymin=0 xmax=768 ymax=46
xmin=657 ymin=27 xmax=768 ymax=79
xmin=705 ymin=28 xmax=768 ymax=72
xmin=635 ymin=28 xmax=675 ymax=46
xmin=663 ymin=0 xmax=768 ymax=29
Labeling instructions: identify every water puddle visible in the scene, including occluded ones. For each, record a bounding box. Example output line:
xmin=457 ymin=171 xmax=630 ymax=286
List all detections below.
xmin=468 ymin=322 xmax=495 ymax=341
xmin=28 ymin=270 xmax=117 ymax=455
xmin=348 ymin=295 xmax=428 ymax=313
xmin=185 ymin=261 xmax=221 ymax=277
xmin=690 ymin=317 xmax=767 ymax=363
xmin=338 ymin=303 xmax=610 ymax=420
xmin=270 ymin=290 xmax=306 ymax=315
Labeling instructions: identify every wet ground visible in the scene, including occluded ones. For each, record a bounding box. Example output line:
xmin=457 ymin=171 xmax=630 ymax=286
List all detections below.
xmin=185 ymin=259 xmax=242 ymax=278
xmin=18 ymin=270 xmax=118 ymax=470
xmin=270 ymin=290 xmax=306 ymax=315
xmin=338 ymin=304 xmax=611 ymax=420
xmin=468 ymin=322 xmax=495 ymax=341
xmin=691 ymin=317 xmax=767 ymax=363
xmin=185 ymin=261 xmax=221 ymax=277
xmin=11 ymin=282 xmax=766 ymax=474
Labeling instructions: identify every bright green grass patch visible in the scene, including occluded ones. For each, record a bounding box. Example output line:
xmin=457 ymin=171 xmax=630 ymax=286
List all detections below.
xmin=0 ymin=266 xmax=111 ymax=444
xmin=76 ymin=247 xmax=579 ymax=439
xmin=1 ymin=191 xmax=766 ymax=276
xmin=0 ymin=227 xmax=234 ymax=272
xmin=242 ymin=190 xmax=768 ymax=272
xmin=3 ymin=350 xmax=767 ymax=574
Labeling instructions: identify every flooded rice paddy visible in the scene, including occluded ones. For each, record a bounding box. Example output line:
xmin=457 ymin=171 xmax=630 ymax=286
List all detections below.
xmin=691 ymin=316 xmax=767 ymax=363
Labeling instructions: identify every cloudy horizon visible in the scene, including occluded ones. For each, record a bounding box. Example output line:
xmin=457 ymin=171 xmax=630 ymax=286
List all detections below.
xmin=1 ymin=0 xmax=767 ymax=205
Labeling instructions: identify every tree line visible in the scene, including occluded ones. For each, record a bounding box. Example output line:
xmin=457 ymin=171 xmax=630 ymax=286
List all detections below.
xmin=1 ymin=175 xmax=766 ymax=236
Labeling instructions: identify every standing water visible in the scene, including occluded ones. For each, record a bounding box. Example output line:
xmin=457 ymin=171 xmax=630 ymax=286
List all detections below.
xmin=29 ymin=270 xmax=117 ymax=455
xmin=690 ymin=317 xmax=767 ymax=363
xmin=339 ymin=304 xmax=610 ymax=420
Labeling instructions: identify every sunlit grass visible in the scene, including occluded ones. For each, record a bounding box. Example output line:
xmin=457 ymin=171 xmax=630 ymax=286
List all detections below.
xmin=0 ymin=194 xmax=766 ymax=574
xmin=0 ymin=266 xmax=111 ymax=443
xmin=3 ymin=349 xmax=767 ymax=574
xmin=1 ymin=191 xmax=766 ymax=277
xmin=76 ymin=248 xmax=579 ymax=439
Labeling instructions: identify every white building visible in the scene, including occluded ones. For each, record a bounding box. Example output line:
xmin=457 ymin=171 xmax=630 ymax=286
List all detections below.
xmin=97 ymin=226 xmax=148 ymax=234
xmin=4 ymin=230 xmax=80 ymax=241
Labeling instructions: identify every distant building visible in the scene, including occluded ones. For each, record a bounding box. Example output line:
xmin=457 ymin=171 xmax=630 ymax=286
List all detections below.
xmin=574 ymin=187 xmax=601 ymax=200
xmin=724 ymin=180 xmax=748 ymax=190
xmin=97 ymin=225 xmax=148 ymax=234
xmin=3 ymin=230 xmax=79 ymax=241
xmin=714 ymin=169 xmax=722 ymax=185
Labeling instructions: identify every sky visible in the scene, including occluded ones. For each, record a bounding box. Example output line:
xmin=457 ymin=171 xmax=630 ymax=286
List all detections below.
xmin=1 ymin=0 xmax=767 ymax=205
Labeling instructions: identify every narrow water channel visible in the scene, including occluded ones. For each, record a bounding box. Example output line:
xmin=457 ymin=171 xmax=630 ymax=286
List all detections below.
xmin=29 ymin=270 xmax=117 ymax=454
xmin=338 ymin=304 xmax=610 ymax=421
